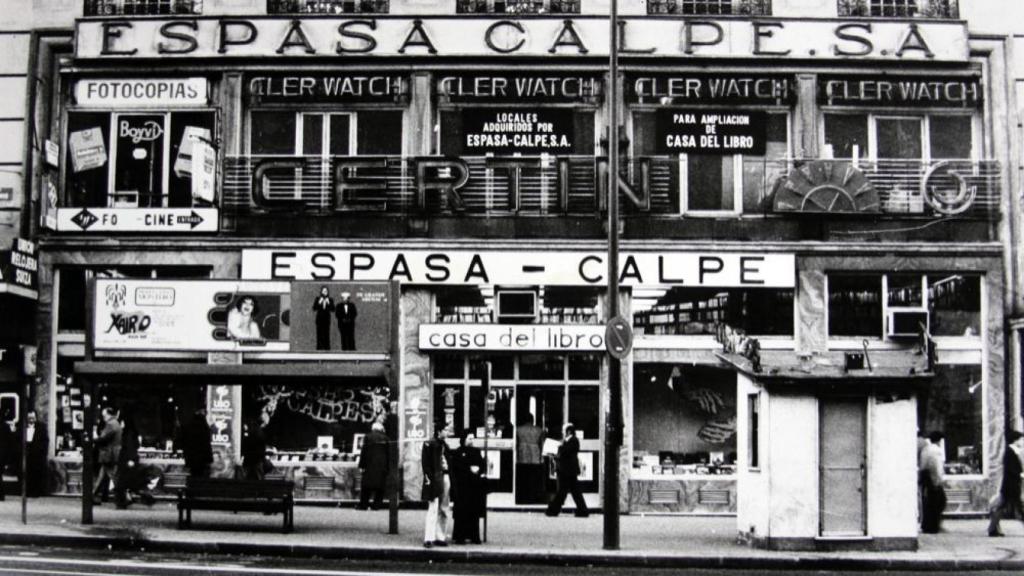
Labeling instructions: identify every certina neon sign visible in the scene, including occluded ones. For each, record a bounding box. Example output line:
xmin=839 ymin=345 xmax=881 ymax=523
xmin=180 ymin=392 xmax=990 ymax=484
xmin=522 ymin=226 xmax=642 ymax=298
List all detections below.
xmin=77 ymin=18 xmax=964 ymax=61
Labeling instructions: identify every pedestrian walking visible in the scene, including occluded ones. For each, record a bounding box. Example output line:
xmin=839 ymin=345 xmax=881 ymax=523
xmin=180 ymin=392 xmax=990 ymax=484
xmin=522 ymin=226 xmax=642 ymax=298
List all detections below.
xmin=545 ymin=423 xmax=589 ymax=518
xmin=115 ymin=410 xmax=154 ymax=508
xmin=422 ymin=421 xmax=452 ymax=548
xmin=920 ymin=430 xmax=947 ymax=534
xmin=988 ymin=429 xmax=1023 ymax=536
xmin=450 ymin=430 xmax=485 ymax=544
xmin=241 ymin=410 xmax=270 ymax=480
xmin=180 ymin=409 xmax=213 ymax=478
xmin=93 ymin=407 xmax=122 ymax=504
xmin=357 ymin=420 xmax=389 ymax=510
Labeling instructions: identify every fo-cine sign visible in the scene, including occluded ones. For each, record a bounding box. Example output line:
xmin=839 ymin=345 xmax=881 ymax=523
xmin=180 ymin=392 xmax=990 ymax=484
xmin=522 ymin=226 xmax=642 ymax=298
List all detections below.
xmin=419 ymin=324 xmax=605 ymax=352
xmin=657 ymin=110 xmax=766 ymax=155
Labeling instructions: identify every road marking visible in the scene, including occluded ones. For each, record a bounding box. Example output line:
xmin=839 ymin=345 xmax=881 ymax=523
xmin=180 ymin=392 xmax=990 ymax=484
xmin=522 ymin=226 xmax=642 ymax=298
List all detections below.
xmin=0 ymin=555 xmax=468 ymax=576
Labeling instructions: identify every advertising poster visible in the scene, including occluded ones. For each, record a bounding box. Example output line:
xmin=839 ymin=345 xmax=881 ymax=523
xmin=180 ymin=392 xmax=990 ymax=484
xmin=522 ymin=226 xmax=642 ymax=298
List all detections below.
xmin=461 ymin=108 xmax=574 ymax=154
xmin=93 ymin=279 xmax=390 ymax=353
xmin=656 ymin=109 xmax=767 ymax=155
xmin=173 ymin=126 xmax=212 ymax=177
xmin=68 ymin=127 xmax=107 ymax=173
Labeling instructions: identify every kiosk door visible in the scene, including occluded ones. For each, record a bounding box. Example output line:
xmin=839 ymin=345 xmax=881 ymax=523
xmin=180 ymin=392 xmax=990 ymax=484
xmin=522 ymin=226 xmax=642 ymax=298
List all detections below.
xmin=819 ymin=398 xmax=867 ymax=536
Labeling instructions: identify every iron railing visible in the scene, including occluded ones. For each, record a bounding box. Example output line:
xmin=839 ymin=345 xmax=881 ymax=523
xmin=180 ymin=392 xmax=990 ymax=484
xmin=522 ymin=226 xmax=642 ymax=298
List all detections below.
xmin=84 ymin=0 xmax=201 ymax=15
xmin=267 ymin=0 xmax=390 ymax=13
xmin=456 ymin=0 xmax=580 ymax=13
xmin=218 ymin=155 xmax=999 ymax=219
xmin=647 ymin=0 xmax=771 ymax=15
xmin=837 ymin=0 xmax=958 ymax=18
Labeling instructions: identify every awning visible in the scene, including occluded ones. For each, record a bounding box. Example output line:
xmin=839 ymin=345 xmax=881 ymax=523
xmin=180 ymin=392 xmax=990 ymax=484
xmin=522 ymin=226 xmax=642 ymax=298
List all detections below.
xmin=74 ymin=360 xmax=390 ymax=383
xmin=715 ymin=352 xmax=932 ymax=391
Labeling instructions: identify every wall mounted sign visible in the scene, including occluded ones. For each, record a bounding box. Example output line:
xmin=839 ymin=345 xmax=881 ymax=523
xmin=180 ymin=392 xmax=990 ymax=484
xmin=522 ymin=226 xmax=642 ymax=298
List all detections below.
xmin=419 ymin=324 xmax=605 ymax=352
xmin=73 ymin=78 xmax=208 ymax=108
xmin=92 ymin=279 xmax=391 ymax=353
xmin=438 ymin=73 xmax=601 ymax=103
xmin=656 ymin=110 xmax=767 ymax=155
xmin=75 ymin=18 xmax=968 ymax=62
xmin=0 ymin=238 xmax=38 ymax=296
xmin=242 ymin=249 xmax=796 ymax=288
xmin=55 ymin=207 xmax=219 ymax=232
xmin=246 ymin=74 xmax=407 ymax=104
xmin=461 ymin=109 xmax=574 ymax=154
xmin=630 ymin=74 xmax=793 ymax=106
xmin=68 ymin=127 xmax=107 ymax=173
xmin=818 ymin=75 xmax=982 ymax=108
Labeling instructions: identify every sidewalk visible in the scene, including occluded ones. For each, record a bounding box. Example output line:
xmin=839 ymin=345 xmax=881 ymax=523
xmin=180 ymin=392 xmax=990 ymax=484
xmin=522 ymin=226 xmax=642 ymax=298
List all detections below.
xmin=0 ymin=497 xmax=1021 ymax=571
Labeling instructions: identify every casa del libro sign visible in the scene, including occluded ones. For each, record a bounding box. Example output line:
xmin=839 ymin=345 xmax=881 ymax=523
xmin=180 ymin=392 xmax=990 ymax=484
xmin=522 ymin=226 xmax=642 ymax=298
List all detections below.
xmin=76 ymin=17 xmax=968 ymax=62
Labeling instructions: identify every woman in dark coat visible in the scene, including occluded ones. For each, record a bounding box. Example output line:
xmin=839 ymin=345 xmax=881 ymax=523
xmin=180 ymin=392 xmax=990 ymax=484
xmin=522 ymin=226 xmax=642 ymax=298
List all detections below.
xmin=312 ymin=286 xmax=334 ymax=351
xmin=450 ymin=431 xmax=486 ymax=544
xmin=357 ymin=421 xmax=390 ymax=510
xmin=988 ymin=429 xmax=1024 ymax=536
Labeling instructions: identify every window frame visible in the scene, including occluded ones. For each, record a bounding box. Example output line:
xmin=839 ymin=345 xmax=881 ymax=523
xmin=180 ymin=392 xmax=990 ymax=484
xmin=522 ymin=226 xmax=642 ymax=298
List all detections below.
xmin=820 ymin=110 xmax=981 ymax=162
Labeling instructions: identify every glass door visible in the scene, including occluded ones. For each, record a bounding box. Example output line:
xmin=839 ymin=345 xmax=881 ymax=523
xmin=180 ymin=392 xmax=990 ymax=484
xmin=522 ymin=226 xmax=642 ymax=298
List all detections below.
xmin=515 ymin=386 xmax=563 ymax=504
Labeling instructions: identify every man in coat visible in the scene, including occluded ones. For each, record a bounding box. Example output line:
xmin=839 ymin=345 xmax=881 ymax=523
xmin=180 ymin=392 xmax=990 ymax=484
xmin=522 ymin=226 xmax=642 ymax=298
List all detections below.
xmin=545 ymin=423 xmax=589 ymax=518
xmin=357 ymin=420 xmax=390 ymax=510
xmin=988 ymin=429 xmax=1023 ymax=536
xmin=919 ymin=430 xmax=947 ymax=534
xmin=450 ymin=430 xmax=486 ymax=544
xmin=93 ymin=407 xmax=122 ymax=504
xmin=421 ymin=421 xmax=453 ymax=547
xmin=241 ymin=410 xmax=270 ymax=480
xmin=335 ymin=292 xmax=358 ymax=351
xmin=24 ymin=410 xmax=49 ymax=497
xmin=515 ymin=414 xmax=544 ymax=504
xmin=180 ymin=409 xmax=213 ymax=478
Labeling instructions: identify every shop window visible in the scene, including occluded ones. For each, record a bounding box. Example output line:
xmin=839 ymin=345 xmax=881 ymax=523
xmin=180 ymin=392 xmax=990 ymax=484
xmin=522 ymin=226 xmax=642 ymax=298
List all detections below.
xmin=434 ymin=285 xmax=599 ymax=325
xmin=918 ymin=364 xmax=982 ymax=475
xmin=836 ymin=0 xmax=959 ymax=18
xmin=568 ymin=385 xmax=599 ymax=440
xmin=823 ymin=114 xmax=869 ymax=160
xmin=647 ymin=0 xmax=772 ymax=14
xmin=633 ymin=364 xmax=738 ymax=476
xmin=243 ymin=381 xmax=391 ymax=459
xmin=633 ymin=287 xmax=794 ymax=337
xmin=249 ymin=110 xmax=401 ymax=156
xmin=65 ymin=111 xmax=215 ymax=208
xmin=828 ymin=274 xmax=883 ymax=338
xmin=457 ymin=0 xmax=581 ymax=13
xmin=568 ymin=354 xmax=601 ymax=381
xmin=929 ymin=275 xmax=981 ymax=337
xmin=432 ymin=354 xmax=465 ymax=380
xmin=267 ymin=0 xmax=391 ymax=14
xmin=823 ymin=113 xmax=974 ymax=160
xmin=519 ymin=354 xmax=565 ymax=380
xmin=747 ymin=393 xmax=760 ymax=469
xmin=469 ymin=355 xmax=515 ymax=381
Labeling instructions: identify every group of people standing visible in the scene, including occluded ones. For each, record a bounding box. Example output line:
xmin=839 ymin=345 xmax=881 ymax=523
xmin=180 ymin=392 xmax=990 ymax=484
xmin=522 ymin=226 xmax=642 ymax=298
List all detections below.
xmin=420 ymin=419 xmax=589 ymax=548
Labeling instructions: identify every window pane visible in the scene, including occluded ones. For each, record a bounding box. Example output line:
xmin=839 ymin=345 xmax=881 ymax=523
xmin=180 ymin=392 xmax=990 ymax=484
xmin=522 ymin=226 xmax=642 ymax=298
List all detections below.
xmin=251 ymin=111 xmax=296 ymax=155
xmin=432 ymin=354 xmax=464 ymax=379
xmin=434 ymin=384 xmax=465 ymax=435
xmin=633 ymin=364 xmax=737 ymax=475
xmin=687 ymin=154 xmax=734 ymax=211
xmin=168 ymin=112 xmax=216 ymax=208
xmin=919 ymin=364 xmax=982 ymax=475
xmin=357 ymin=110 xmax=403 ymax=155
xmin=113 ymin=114 xmax=166 ymax=207
xmin=469 ymin=355 xmax=514 ymax=380
xmin=302 ymin=114 xmax=324 ymax=156
xmin=828 ymin=275 xmax=882 ymax=337
xmin=876 ymin=118 xmax=922 ymax=159
xmin=65 ymin=112 xmax=111 ymax=207
xmin=519 ymin=354 xmax=564 ymax=380
xmin=633 ymin=288 xmax=793 ymax=336
xmin=57 ymin=268 xmax=87 ymax=331
xmin=329 ymin=114 xmax=351 ymax=156
xmin=568 ymin=385 xmax=599 ymax=441
xmin=823 ymin=114 xmax=868 ymax=159
xmin=743 ymin=113 xmax=788 ymax=212
xmin=930 ymin=116 xmax=972 ymax=159
xmin=929 ymin=275 xmax=981 ymax=337
xmin=568 ymin=354 xmax=601 ymax=380
xmin=887 ymin=274 xmax=923 ymax=307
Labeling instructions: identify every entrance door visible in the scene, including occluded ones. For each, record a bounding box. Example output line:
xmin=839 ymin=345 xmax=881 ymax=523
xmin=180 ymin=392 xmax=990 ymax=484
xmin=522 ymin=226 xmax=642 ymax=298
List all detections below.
xmin=515 ymin=386 xmax=563 ymax=504
xmin=819 ymin=398 xmax=867 ymax=536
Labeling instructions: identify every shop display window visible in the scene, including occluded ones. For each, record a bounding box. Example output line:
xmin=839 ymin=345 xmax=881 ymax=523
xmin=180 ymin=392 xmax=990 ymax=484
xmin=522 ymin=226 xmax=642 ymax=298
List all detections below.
xmin=249 ymin=110 xmax=401 ymax=156
xmin=633 ymin=364 xmax=738 ymax=476
xmin=65 ymin=111 xmax=216 ymax=208
xmin=633 ymin=287 xmax=794 ymax=337
xmin=828 ymin=273 xmax=982 ymax=339
xmin=823 ymin=113 xmax=974 ymax=160
xmin=919 ymin=364 xmax=983 ymax=475
xmin=632 ymin=111 xmax=789 ymax=215
xmin=434 ymin=285 xmax=600 ymax=325
xmin=242 ymin=380 xmax=391 ymax=463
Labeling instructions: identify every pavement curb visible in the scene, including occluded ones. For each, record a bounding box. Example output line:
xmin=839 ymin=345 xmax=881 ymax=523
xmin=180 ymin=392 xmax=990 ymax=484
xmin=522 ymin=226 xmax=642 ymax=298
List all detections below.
xmin=1 ymin=531 xmax=1022 ymax=572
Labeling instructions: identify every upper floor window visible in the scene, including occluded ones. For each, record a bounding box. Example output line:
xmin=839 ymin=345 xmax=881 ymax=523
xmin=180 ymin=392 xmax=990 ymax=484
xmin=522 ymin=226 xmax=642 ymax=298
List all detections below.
xmin=633 ymin=287 xmax=794 ymax=337
xmin=84 ymin=0 xmax=202 ymax=16
xmin=457 ymin=0 xmax=580 ymax=13
xmin=267 ymin=0 xmax=390 ymax=13
xmin=837 ymin=0 xmax=958 ymax=18
xmin=647 ymin=0 xmax=771 ymax=15
xmin=823 ymin=113 xmax=975 ymax=161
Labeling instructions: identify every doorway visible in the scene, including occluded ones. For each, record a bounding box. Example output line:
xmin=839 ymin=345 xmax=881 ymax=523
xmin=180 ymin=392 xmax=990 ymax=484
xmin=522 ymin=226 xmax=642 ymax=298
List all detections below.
xmin=819 ymin=398 xmax=867 ymax=537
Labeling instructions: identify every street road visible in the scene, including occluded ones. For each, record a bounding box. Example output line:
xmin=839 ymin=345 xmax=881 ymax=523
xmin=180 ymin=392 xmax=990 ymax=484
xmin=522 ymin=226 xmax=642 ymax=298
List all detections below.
xmin=0 ymin=547 xmax=1014 ymax=576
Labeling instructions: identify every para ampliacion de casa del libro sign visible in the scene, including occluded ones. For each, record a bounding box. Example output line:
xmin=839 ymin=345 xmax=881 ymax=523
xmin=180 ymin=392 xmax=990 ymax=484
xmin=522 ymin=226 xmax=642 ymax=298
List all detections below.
xmin=76 ymin=17 xmax=968 ymax=62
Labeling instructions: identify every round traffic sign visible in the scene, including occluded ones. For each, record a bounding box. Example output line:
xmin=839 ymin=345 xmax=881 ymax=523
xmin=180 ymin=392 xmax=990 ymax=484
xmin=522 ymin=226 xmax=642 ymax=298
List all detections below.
xmin=605 ymin=315 xmax=633 ymax=360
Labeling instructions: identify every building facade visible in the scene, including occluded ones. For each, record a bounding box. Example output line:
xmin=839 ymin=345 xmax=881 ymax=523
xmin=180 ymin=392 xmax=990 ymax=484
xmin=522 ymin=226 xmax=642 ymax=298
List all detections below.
xmin=3 ymin=0 xmax=1023 ymax=543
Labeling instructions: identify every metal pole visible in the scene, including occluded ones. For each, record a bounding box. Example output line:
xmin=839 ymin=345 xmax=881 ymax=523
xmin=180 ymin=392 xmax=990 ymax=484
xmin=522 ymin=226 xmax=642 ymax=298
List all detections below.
xmin=481 ymin=361 xmax=491 ymax=543
xmin=603 ymin=0 xmax=621 ymax=551
xmin=20 ymin=368 xmax=28 ymax=524
xmin=388 ymin=281 xmax=400 ymax=534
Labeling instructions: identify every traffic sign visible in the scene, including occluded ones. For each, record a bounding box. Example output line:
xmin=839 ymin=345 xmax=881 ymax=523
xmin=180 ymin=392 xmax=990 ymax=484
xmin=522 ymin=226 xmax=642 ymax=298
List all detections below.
xmin=605 ymin=315 xmax=633 ymax=360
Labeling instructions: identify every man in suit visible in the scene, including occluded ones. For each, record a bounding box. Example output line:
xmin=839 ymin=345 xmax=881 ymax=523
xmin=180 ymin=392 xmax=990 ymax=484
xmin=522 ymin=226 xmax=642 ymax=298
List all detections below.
xmin=545 ymin=423 xmax=589 ymax=518
xmin=988 ymin=429 xmax=1023 ymax=536
xmin=93 ymin=407 xmax=122 ymax=504
xmin=24 ymin=410 xmax=48 ymax=497
xmin=357 ymin=420 xmax=390 ymax=510
xmin=312 ymin=286 xmax=334 ymax=351
xmin=421 ymin=421 xmax=453 ymax=547
xmin=335 ymin=292 xmax=358 ymax=351
xmin=515 ymin=414 xmax=545 ymax=504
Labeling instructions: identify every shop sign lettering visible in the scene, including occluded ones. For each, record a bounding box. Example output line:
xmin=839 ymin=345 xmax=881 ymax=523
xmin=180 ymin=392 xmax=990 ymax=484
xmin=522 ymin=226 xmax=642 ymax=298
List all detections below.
xmin=439 ymin=74 xmax=601 ymax=103
xmin=74 ymin=78 xmax=208 ymax=108
xmin=419 ymin=324 xmax=605 ymax=352
xmin=75 ymin=18 xmax=967 ymax=62
xmin=462 ymin=109 xmax=574 ymax=154
xmin=0 ymin=238 xmax=38 ymax=291
xmin=242 ymin=249 xmax=796 ymax=288
xmin=246 ymin=74 xmax=406 ymax=104
xmin=119 ymin=119 xmax=164 ymax=144
xmin=56 ymin=208 xmax=218 ymax=232
xmin=657 ymin=110 xmax=767 ymax=155
xmin=631 ymin=74 xmax=793 ymax=106
xmin=256 ymin=384 xmax=390 ymax=424
xmin=819 ymin=75 xmax=982 ymax=108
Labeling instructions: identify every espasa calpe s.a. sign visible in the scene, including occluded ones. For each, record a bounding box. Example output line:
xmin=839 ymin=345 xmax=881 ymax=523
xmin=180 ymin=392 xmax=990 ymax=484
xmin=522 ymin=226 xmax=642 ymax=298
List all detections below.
xmin=461 ymin=109 xmax=575 ymax=154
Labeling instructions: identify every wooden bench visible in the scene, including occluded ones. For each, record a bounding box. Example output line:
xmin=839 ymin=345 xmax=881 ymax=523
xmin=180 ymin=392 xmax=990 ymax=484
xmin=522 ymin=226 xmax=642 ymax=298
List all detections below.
xmin=177 ymin=477 xmax=295 ymax=533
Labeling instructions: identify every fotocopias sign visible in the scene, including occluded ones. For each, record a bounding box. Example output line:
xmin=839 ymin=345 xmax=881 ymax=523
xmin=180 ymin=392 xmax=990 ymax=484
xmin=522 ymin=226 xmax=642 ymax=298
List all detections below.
xmin=92 ymin=279 xmax=391 ymax=353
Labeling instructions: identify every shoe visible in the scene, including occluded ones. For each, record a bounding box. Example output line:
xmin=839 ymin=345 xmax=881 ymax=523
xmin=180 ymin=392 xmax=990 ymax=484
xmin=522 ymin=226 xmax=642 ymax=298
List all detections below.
xmin=433 ymin=540 xmax=448 ymax=547
xmin=545 ymin=512 xmax=558 ymax=517
xmin=989 ymin=531 xmax=1005 ymax=537
xmin=470 ymin=539 xmax=482 ymax=544
xmin=453 ymin=539 xmax=466 ymax=545
xmin=422 ymin=542 xmax=433 ymax=549
xmin=355 ymin=505 xmax=369 ymax=511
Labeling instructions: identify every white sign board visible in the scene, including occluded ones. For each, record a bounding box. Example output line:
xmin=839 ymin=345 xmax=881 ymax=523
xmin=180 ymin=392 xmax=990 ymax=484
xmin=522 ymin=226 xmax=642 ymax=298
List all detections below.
xmin=419 ymin=324 xmax=605 ymax=352
xmin=68 ymin=128 xmax=107 ymax=173
xmin=75 ymin=18 xmax=968 ymax=62
xmin=93 ymin=279 xmax=291 ymax=352
xmin=191 ymin=141 xmax=216 ymax=204
xmin=242 ymin=250 xmax=795 ymax=288
xmin=74 ymin=78 xmax=208 ymax=108
xmin=56 ymin=208 xmax=218 ymax=232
